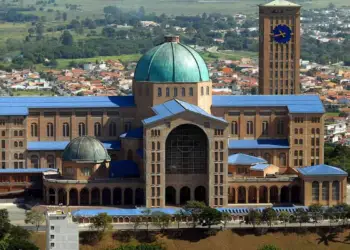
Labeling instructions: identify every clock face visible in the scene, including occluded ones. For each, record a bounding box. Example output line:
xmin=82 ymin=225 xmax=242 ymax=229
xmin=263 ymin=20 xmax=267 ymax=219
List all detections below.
xmin=272 ymin=24 xmax=292 ymax=44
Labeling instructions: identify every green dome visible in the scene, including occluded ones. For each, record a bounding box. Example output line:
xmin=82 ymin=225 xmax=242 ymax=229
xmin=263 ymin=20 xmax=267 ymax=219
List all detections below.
xmin=134 ymin=37 xmax=209 ymax=83
xmin=62 ymin=136 xmax=111 ymax=163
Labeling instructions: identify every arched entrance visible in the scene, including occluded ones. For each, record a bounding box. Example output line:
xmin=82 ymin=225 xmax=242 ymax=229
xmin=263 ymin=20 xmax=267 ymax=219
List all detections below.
xmin=270 ymin=186 xmax=278 ymax=203
xmin=180 ymin=186 xmax=191 ymax=204
xmin=80 ymin=188 xmax=89 ymax=205
xmin=113 ymin=188 xmax=122 ymax=205
xmin=102 ymin=188 xmax=111 ymax=206
xmin=259 ymin=186 xmax=268 ymax=203
xmin=49 ymin=188 xmax=56 ymax=205
xmin=124 ymin=188 xmax=133 ymax=205
xmin=135 ymin=188 xmax=144 ymax=206
xmin=291 ymin=185 xmax=301 ymax=203
xmin=238 ymin=186 xmax=246 ymax=203
xmin=165 ymin=124 xmax=208 ymax=174
xmin=195 ymin=186 xmax=206 ymax=203
xmin=248 ymin=186 xmax=257 ymax=203
xmin=166 ymin=186 xmax=176 ymax=205
xmin=91 ymin=188 xmax=100 ymax=205
xmin=69 ymin=189 xmax=78 ymax=205
xmin=281 ymin=186 xmax=289 ymax=203
xmin=228 ymin=187 xmax=235 ymax=203
xmin=58 ymin=188 xmax=66 ymax=205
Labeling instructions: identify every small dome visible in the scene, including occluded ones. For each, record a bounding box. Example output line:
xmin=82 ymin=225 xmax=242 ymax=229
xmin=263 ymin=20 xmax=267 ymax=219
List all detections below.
xmin=134 ymin=36 xmax=209 ymax=83
xmin=62 ymin=136 xmax=111 ymax=163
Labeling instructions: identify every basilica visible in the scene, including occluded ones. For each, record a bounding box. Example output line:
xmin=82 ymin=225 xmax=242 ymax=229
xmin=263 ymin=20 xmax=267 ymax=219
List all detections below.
xmin=0 ymin=1 xmax=347 ymax=209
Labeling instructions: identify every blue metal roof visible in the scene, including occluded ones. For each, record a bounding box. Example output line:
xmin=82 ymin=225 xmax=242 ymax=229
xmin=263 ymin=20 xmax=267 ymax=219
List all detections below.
xmin=109 ymin=160 xmax=140 ymax=178
xmin=134 ymin=42 xmax=209 ymax=83
xmin=120 ymin=127 xmax=143 ymax=139
xmin=0 ymin=96 xmax=135 ymax=113
xmin=298 ymin=164 xmax=348 ymax=176
xmin=143 ymin=99 xmax=227 ymax=125
xmin=0 ymin=168 xmax=58 ymax=174
xmin=27 ymin=140 xmax=121 ymax=151
xmin=228 ymin=139 xmax=289 ymax=149
xmin=212 ymin=95 xmax=325 ymax=114
xmin=228 ymin=153 xmax=267 ymax=165
xmin=250 ymin=163 xmax=270 ymax=171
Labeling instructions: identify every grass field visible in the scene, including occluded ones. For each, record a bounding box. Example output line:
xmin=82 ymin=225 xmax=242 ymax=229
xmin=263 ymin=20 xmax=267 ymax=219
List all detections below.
xmin=31 ymin=229 xmax=350 ymax=250
xmin=326 ymin=112 xmax=341 ymax=117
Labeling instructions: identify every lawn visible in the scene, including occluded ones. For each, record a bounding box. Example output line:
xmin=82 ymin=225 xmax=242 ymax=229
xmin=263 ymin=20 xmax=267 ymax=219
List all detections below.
xmin=31 ymin=229 xmax=350 ymax=250
xmin=326 ymin=112 xmax=340 ymax=117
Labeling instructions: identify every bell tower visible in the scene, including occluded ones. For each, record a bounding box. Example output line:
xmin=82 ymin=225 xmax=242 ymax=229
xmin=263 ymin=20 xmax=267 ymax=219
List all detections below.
xmin=259 ymin=0 xmax=301 ymax=95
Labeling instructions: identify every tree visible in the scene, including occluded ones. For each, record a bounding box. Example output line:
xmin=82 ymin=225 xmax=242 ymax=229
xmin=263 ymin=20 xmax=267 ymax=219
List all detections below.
xmin=182 ymin=201 xmax=206 ymax=228
xmin=0 ymin=209 xmax=10 ymax=239
xmin=24 ymin=210 xmax=45 ymax=232
xmin=141 ymin=208 xmax=152 ymax=234
xmin=257 ymin=244 xmax=281 ymax=250
xmin=174 ymin=210 xmax=184 ymax=229
xmin=90 ymin=213 xmax=112 ymax=235
xmin=62 ymin=12 xmax=67 ymax=21
xmin=308 ymin=204 xmax=323 ymax=225
xmin=251 ymin=86 xmax=258 ymax=95
xmin=6 ymin=239 xmax=39 ymax=250
xmin=294 ymin=208 xmax=309 ymax=227
xmin=131 ymin=217 xmax=141 ymax=233
xmin=278 ymin=211 xmax=290 ymax=228
xmin=61 ymin=30 xmax=73 ymax=46
xmin=246 ymin=209 xmax=261 ymax=228
xmin=334 ymin=203 xmax=350 ymax=226
xmin=152 ymin=212 xmax=172 ymax=232
xmin=324 ymin=207 xmax=337 ymax=227
xmin=262 ymin=208 xmax=277 ymax=227
xmin=199 ymin=207 xmax=222 ymax=229
xmin=221 ymin=212 xmax=231 ymax=229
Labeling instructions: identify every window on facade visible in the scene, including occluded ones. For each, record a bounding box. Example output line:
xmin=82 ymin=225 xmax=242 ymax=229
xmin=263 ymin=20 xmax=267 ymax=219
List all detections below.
xmin=264 ymin=153 xmax=271 ymax=163
xmin=279 ymin=153 xmax=286 ymax=166
xmin=31 ymin=155 xmax=39 ymax=169
xmin=262 ymin=121 xmax=268 ymax=135
xmin=316 ymin=128 xmax=320 ymax=134
xmin=62 ymin=123 xmax=70 ymax=137
xmin=78 ymin=123 xmax=86 ymax=136
xmin=14 ymin=141 xmax=18 ymax=147
xmin=277 ymin=120 xmax=284 ymax=135
xmin=31 ymin=123 xmax=38 ymax=137
xmin=124 ymin=122 xmax=131 ymax=132
xmin=231 ymin=121 xmax=238 ymax=135
xmin=152 ymin=142 xmax=155 ymax=150
xmin=312 ymin=128 xmax=315 ymax=134
xmin=109 ymin=122 xmax=117 ymax=136
xmin=83 ymin=167 xmax=91 ymax=176
xmin=189 ymin=87 xmax=193 ymax=96
xmin=322 ymin=181 xmax=329 ymax=201
xmin=14 ymin=153 xmax=18 ymax=159
xmin=19 ymin=141 xmax=23 ymax=147
xmin=299 ymin=139 xmax=303 ymax=144
xmin=220 ymin=141 xmax=224 ymax=150
xmin=246 ymin=121 xmax=253 ymax=135
xmin=316 ymin=138 xmax=320 ymax=146
xmin=181 ymin=87 xmax=185 ymax=96
xmin=94 ymin=122 xmax=101 ymax=137
xmin=206 ymin=86 xmax=210 ymax=95
xmin=47 ymin=123 xmax=54 ymax=137
xmin=312 ymin=181 xmax=319 ymax=201
xmin=157 ymin=87 xmax=162 ymax=97
xmin=173 ymin=87 xmax=178 ymax=97
xmin=294 ymin=128 xmax=298 ymax=134
xmin=332 ymin=181 xmax=340 ymax=200
xmin=166 ymin=87 xmax=170 ymax=97
xmin=19 ymin=130 xmax=23 ymax=137
xmin=47 ymin=155 xmax=55 ymax=168
xmin=299 ymin=128 xmax=303 ymax=134
xmin=294 ymin=139 xmax=298 ymax=145
xmin=157 ymin=142 xmax=160 ymax=150
xmin=201 ymin=86 xmax=204 ymax=96
xmin=19 ymin=153 xmax=23 ymax=160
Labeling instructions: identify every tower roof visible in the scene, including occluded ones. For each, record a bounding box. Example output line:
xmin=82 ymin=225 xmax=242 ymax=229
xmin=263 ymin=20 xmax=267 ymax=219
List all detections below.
xmin=261 ymin=0 xmax=300 ymax=7
xmin=134 ymin=36 xmax=209 ymax=83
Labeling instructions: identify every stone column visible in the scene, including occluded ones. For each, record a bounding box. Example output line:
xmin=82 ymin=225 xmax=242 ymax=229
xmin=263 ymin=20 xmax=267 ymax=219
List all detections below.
xmin=257 ymin=187 xmax=260 ymax=203
xmin=235 ymin=188 xmax=238 ymax=204
xmin=245 ymin=188 xmax=248 ymax=203
xmin=66 ymin=189 xmax=70 ymax=205
xmin=267 ymin=188 xmax=270 ymax=203
xmin=277 ymin=188 xmax=281 ymax=203
xmin=88 ymin=189 xmax=91 ymax=205
xmin=77 ymin=190 xmax=80 ymax=206
xmin=319 ymin=182 xmax=322 ymax=203
xmin=100 ymin=189 xmax=103 ymax=205
xmin=55 ymin=190 xmax=58 ymax=205
xmin=329 ymin=181 xmax=332 ymax=205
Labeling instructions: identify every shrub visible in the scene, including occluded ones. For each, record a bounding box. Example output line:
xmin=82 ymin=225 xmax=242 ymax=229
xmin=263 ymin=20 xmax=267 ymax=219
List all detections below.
xmin=257 ymin=244 xmax=281 ymax=250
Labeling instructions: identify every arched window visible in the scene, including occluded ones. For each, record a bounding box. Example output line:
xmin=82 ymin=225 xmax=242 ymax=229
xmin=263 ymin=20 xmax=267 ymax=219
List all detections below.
xmin=47 ymin=155 xmax=55 ymax=168
xmin=246 ymin=121 xmax=253 ymax=135
xmin=14 ymin=141 xmax=18 ymax=147
xmin=78 ymin=123 xmax=86 ymax=136
xmin=231 ymin=121 xmax=238 ymax=135
xmin=14 ymin=162 xmax=18 ymax=169
xmin=181 ymin=87 xmax=185 ymax=96
xmin=166 ymin=87 xmax=170 ymax=97
xmin=19 ymin=130 xmax=23 ymax=136
xmin=31 ymin=155 xmax=39 ymax=168
xmin=94 ymin=122 xmax=101 ymax=137
xmin=312 ymin=181 xmax=319 ymax=201
xmin=262 ymin=121 xmax=268 ymax=135
xmin=173 ymin=87 xmax=178 ymax=97
xmin=264 ymin=153 xmax=271 ymax=163
xmin=14 ymin=153 xmax=18 ymax=159
xmin=279 ymin=153 xmax=286 ymax=166
xmin=152 ymin=142 xmax=155 ymax=150
xmin=201 ymin=86 xmax=204 ymax=96
xmin=316 ymin=128 xmax=320 ymax=134
xmin=157 ymin=142 xmax=160 ymax=150
xmin=299 ymin=139 xmax=303 ymax=144
xmin=206 ymin=86 xmax=209 ymax=95
xmin=220 ymin=141 xmax=223 ymax=149
xmin=332 ymin=181 xmax=340 ymax=200
xmin=294 ymin=139 xmax=298 ymax=144
xmin=299 ymin=128 xmax=303 ymax=134
xmin=109 ymin=122 xmax=117 ymax=137
xmin=189 ymin=87 xmax=193 ymax=96
xmin=294 ymin=150 xmax=298 ymax=157
xmin=19 ymin=153 xmax=23 ymax=160
xmin=157 ymin=87 xmax=162 ymax=97
xmin=277 ymin=120 xmax=284 ymax=135
xmin=215 ymin=141 xmax=218 ymax=149
xmin=14 ymin=130 xmax=18 ymax=136
xmin=47 ymin=123 xmax=54 ymax=137
xmin=19 ymin=141 xmax=23 ymax=147
xmin=294 ymin=128 xmax=298 ymax=134
xmin=322 ymin=181 xmax=329 ymax=201
xmin=62 ymin=123 xmax=70 ymax=137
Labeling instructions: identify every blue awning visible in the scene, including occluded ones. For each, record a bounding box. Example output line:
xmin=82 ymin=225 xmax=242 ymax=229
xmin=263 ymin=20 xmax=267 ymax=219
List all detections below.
xmin=120 ymin=127 xmax=143 ymax=139
xmin=27 ymin=140 xmax=121 ymax=151
xmin=0 ymin=168 xmax=58 ymax=174
xmin=228 ymin=139 xmax=289 ymax=149
xmin=109 ymin=160 xmax=140 ymax=178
